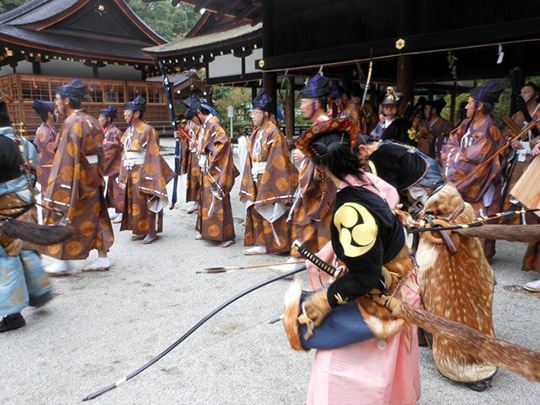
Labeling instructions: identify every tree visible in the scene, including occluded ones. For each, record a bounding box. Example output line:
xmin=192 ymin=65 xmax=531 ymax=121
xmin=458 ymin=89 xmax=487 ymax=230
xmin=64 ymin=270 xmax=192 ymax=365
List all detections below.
xmin=0 ymin=1 xmax=200 ymax=41
xmin=126 ymin=0 xmax=200 ymax=41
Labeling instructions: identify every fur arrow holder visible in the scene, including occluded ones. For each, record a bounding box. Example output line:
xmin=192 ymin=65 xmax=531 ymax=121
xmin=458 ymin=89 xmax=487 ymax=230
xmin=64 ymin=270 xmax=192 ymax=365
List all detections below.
xmin=284 ymin=280 xmax=540 ymax=382
xmin=392 ymin=300 xmax=540 ymax=382
xmin=1 ymin=220 xmax=73 ymax=245
xmin=454 ymin=224 xmax=540 ymax=242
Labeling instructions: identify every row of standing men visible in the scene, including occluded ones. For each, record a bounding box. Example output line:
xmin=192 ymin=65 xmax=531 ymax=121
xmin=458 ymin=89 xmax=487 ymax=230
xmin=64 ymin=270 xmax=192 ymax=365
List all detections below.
xmin=2 ymin=74 xmax=538 ymax=332
xmin=31 ymin=76 xmax=540 ymax=275
xmin=175 ymin=75 xmax=539 ymax=276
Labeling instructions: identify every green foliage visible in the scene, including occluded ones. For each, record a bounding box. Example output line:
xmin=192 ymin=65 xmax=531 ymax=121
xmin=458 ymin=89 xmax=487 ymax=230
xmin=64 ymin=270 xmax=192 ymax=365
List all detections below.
xmin=0 ymin=0 xmax=28 ymax=14
xmin=212 ymin=86 xmax=253 ymax=137
xmin=440 ymin=77 xmax=540 ymax=127
xmin=447 ymin=51 xmax=458 ymax=81
xmin=0 ymin=1 xmax=199 ymax=41
xmin=126 ymin=0 xmax=200 ymax=41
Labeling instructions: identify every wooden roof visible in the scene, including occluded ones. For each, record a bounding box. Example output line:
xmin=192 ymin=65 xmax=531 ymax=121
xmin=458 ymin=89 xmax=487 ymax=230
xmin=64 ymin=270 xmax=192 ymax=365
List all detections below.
xmin=0 ymin=0 xmax=166 ymax=67
xmin=144 ymin=22 xmax=261 ymax=57
xmin=142 ymin=10 xmax=262 ymax=77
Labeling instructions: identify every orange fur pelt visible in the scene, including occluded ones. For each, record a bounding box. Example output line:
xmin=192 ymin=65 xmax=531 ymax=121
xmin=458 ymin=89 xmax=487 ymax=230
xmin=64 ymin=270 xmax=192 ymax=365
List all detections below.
xmin=283 ymin=246 xmax=417 ymax=351
xmin=417 ymin=182 xmax=498 ymax=382
xmin=393 ymin=301 xmax=540 ymax=382
xmin=455 ymin=224 xmax=540 ymax=242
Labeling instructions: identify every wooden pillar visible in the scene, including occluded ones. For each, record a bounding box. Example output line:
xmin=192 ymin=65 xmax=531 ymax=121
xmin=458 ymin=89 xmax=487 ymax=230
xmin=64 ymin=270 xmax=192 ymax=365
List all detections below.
xmin=263 ymin=73 xmax=277 ymax=115
xmin=262 ymin=0 xmax=277 ymax=115
xmin=343 ymin=76 xmax=353 ymax=96
xmin=396 ymin=55 xmax=415 ymax=113
xmin=450 ymin=91 xmax=457 ymax=124
xmin=509 ymin=50 xmax=524 ymax=115
xmin=206 ymin=86 xmax=213 ymax=106
xmin=251 ymin=83 xmax=258 ymax=100
xmin=32 ymin=61 xmax=41 ymax=74
xmin=397 ymin=0 xmax=415 ymax=113
xmin=285 ymin=77 xmax=295 ymax=149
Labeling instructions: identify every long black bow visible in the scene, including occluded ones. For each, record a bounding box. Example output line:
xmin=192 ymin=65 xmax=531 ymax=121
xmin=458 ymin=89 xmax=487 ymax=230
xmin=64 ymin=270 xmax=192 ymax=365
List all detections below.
xmin=158 ymin=60 xmax=181 ymax=209
xmin=82 ymin=265 xmax=306 ymax=401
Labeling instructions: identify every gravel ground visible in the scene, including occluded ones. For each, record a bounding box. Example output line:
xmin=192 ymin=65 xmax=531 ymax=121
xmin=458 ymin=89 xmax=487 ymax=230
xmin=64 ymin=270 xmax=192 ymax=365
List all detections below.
xmin=1 ymin=139 xmax=538 ymax=405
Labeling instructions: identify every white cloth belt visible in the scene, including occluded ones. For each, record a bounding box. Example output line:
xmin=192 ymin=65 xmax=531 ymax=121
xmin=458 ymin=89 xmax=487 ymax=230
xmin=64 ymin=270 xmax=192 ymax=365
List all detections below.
xmin=251 ymin=162 xmax=266 ymax=177
xmin=254 ymin=202 xmax=288 ymax=245
xmin=86 ymin=155 xmax=98 ymax=164
xmin=517 ymin=141 xmax=531 ymax=162
xmin=198 ymin=154 xmax=208 ymax=171
xmin=123 ymin=151 xmax=146 ymax=168
xmin=483 ymin=183 xmax=496 ymax=207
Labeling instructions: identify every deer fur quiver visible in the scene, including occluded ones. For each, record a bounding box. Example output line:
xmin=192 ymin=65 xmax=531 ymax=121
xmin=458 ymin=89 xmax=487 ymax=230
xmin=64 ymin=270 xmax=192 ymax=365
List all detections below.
xmin=283 ymin=246 xmax=418 ymax=351
xmin=417 ymin=183 xmax=497 ymax=383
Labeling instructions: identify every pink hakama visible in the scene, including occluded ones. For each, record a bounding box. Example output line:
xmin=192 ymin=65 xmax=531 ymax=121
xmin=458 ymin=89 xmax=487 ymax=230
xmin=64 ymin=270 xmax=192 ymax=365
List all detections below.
xmin=306 ymin=172 xmax=421 ymax=405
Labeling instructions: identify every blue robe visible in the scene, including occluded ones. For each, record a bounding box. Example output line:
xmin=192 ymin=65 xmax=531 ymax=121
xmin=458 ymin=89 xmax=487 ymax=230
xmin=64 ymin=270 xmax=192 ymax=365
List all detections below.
xmin=0 ymin=127 xmax=52 ymax=317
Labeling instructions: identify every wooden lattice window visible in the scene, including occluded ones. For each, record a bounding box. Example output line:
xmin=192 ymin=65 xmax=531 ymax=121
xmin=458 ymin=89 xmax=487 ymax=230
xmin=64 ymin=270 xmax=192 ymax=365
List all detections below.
xmin=147 ymin=83 xmax=165 ymax=104
xmin=49 ymin=78 xmax=69 ymax=100
xmin=20 ymin=77 xmax=51 ymax=101
xmin=103 ymin=81 xmax=125 ymax=103
xmin=85 ymin=83 xmax=104 ymax=103
xmin=126 ymin=82 xmax=148 ymax=103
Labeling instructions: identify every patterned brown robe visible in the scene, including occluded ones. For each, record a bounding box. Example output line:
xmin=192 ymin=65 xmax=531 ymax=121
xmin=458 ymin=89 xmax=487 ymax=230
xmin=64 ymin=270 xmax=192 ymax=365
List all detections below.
xmin=429 ymin=115 xmax=454 ymax=161
xmin=413 ymin=115 xmax=453 ymax=160
xmin=338 ymin=101 xmax=361 ymax=140
xmin=195 ymin=115 xmax=238 ymax=242
xmin=33 ymin=122 xmax=57 ymax=190
xmin=180 ymin=121 xmax=201 ymax=203
xmin=102 ymin=123 xmax=124 ymax=213
xmin=441 ymin=115 xmax=506 ymax=216
xmin=502 ymin=109 xmax=540 ymax=272
xmin=291 ymin=116 xmax=337 ymax=257
xmin=362 ymin=102 xmax=379 ymax=135
xmin=42 ymin=110 xmax=114 ymax=260
xmin=411 ymin=117 xmax=434 ymax=157
xmin=118 ymin=122 xmax=174 ymax=236
xmin=240 ymin=119 xmax=298 ymax=253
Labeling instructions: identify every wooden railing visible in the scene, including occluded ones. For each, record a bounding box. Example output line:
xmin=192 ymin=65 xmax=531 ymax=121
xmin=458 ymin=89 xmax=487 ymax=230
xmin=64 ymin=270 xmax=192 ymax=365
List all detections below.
xmin=1 ymin=73 xmax=169 ymax=136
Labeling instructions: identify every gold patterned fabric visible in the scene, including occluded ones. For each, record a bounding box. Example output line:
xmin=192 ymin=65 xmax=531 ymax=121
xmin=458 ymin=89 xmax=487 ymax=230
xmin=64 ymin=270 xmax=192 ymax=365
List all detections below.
xmin=240 ymin=119 xmax=298 ymax=253
xmin=33 ymin=123 xmax=57 ymax=190
xmin=442 ymin=116 xmax=506 ymax=204
xmin=42 ymin=110 xmax=114 ymax=260
xmin=411 ymin=116 xmax=454 ymax=160
xmin=292 ymin=118 xmax=354 ymax=257
xmin=118 ymin=122 xmax=174 ymax=236
xmin=195 ymin=116 xmax=238 ymax=242
xmin=501 ymin=110 xmax=540 ymax=272
xmin=180 ymin=121 xmax=202 ymax=203
xmin=338 ymin=101 xmax=362 ymax=140
xmin=102 ymin=124 xmax=124 ymax=213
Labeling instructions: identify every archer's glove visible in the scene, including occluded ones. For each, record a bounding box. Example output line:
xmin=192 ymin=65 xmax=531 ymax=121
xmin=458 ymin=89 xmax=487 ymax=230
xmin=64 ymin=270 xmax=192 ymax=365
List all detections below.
xmin=302 ymin=290 xmax=331 ymax=327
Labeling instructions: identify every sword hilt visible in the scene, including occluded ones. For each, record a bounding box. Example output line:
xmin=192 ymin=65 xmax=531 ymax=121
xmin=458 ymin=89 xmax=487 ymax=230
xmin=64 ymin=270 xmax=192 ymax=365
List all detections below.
xmin=292 ymin=240 xmax=343 ymax=279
